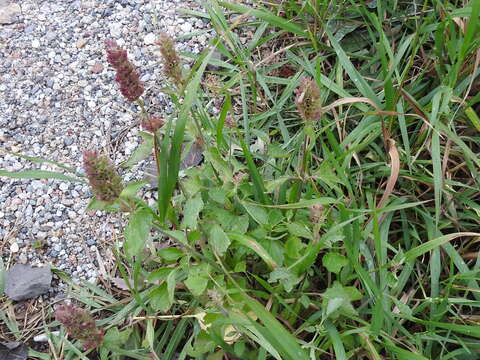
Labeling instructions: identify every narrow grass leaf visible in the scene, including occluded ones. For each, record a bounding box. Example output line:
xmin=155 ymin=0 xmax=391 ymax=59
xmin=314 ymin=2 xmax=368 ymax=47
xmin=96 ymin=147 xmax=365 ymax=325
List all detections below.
xmin=229 ymin=233 xmax=278 ymax=269
xmin=239 ymin=293 xmax=308 ymax=360
xmin=0 ymin=170 xmax=84 ymax=183
xmin=324 ymin=27 xmax=381 ymax=106
xmin=403 ymin=232 xmax=480 ymax=262
xmin=219 ymin=2 xmax=306 ymax=37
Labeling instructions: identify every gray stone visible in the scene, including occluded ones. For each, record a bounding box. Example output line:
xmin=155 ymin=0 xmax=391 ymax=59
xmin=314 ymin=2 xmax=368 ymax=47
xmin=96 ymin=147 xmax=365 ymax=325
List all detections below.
xmin=206 ymin=49 xmax=223 ymax=71
xmin=0 ymin=3 xmax=21 ymax=25
xmin=5 ymin=264 xmax=52 ymax=301
xmin=0 ymin=342 xmax=28 ymax=360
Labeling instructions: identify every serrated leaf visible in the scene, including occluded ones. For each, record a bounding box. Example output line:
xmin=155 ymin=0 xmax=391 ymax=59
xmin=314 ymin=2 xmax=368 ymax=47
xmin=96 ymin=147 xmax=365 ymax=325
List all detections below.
xmin=287 ymin=223 xmax=313 ymax=240
xmin=209 ymin=224 xmax=231 ymax=255
xmin=124 ymin=209 xmax=153 ymax=258
xmin=268 ymin=267 xmax=301 ymax=292
xmin=322 ymin=282 xmax=362 ymax=319
xmin=182 ymin=194 xmax=204 ymax=230
xmin=323 ymin=253 xmax=348 ymax=274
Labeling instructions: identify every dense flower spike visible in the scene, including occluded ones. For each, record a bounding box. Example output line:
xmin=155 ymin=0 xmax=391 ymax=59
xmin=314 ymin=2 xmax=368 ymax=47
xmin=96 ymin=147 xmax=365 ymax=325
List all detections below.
xmin=157 ymin=32 xmax=183 ymax=86
xmin=55 ymin=304 xmax=104 ymax=350
xmin=105 ymin=40 xmax=144 ymax=102
xmin=295 ymin=77 xmax=322 ymax=122
xmin=83 ymin=150 xmax=123 ymax=203
xmin=141 ymin=114 xmax=164 ymax=133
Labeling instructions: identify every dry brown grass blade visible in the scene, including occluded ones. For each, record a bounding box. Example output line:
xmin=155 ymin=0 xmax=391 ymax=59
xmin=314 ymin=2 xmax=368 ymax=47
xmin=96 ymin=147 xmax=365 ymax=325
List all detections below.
xmin=377 ymin=138 xmax=400 ymax=210
xmin=400 ymin=89 xmax=430 ymax=140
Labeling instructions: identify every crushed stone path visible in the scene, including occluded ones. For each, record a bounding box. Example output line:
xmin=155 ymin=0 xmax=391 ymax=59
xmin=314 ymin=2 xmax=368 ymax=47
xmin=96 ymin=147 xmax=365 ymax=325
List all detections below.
xmin=0 ymin=0 xmax=210 ymax=290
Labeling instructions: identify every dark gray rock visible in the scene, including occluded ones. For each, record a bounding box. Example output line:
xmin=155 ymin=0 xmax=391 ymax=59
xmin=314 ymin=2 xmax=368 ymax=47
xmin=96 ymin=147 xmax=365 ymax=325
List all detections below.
xmin=206 ymin=49 xmax=224 ymax=71
xmin=5 ymin=264 xmax=52 ymax=301
xmin=0 ymin=342 xmax=28 ymax=360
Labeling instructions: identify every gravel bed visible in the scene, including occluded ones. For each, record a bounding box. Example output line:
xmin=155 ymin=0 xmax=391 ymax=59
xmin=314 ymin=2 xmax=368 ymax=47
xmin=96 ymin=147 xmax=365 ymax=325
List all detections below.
xmin=0 ymin=0 xmax=212 ymax=287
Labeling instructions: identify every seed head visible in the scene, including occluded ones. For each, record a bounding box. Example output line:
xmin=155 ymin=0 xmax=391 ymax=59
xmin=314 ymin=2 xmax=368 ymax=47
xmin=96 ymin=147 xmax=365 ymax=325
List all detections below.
xmin=55 ymin=304 xmax=104 ymax=350
xmin=105 ymin=40 xmax=144 ymax=102
xmin=157 ymin=32 xmax=183 ymax=86
xmin=83 ymin=150 xmax=123 ymax=203
xmin=141 ymin=115 xmax=164 ymax=133
xmin=295 ymin=77 xmax=322 ymax=122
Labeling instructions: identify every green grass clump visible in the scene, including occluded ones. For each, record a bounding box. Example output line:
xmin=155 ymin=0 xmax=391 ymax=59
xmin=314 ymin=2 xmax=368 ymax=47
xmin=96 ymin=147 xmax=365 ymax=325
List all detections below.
xmin=1 ymin=0 xmax=480 ymax=358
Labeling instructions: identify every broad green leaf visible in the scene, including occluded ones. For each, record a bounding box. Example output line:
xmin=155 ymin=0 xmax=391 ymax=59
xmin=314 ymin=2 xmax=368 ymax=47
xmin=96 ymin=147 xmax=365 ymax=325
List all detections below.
xmin=158 ymin=247 xmax=184 ymax=262
xmin=284 ymin=236 xmax=304 ymax=259
xmin=85 ymin=197 xmax=121 ymax=212
xmin=150 ymin=270 xmax=177 ymax=312
xmin=147 ymin=267 xmax=175 ymax=282
xmin=182 ymin=194 xmax=204 ymax=230
xmin=103 ymin=327 xmax=133 ymax=347
xmin=231 ymin=214 xmax=249 ymax=234
xmin=149 ymin=282 xmax=171 ymax=312
xmin=185 ymin=264 xmax=210 ymax=296
xmin=322 ymin=282 xmax=362 ymax=319
xmin=124 ymin=209 xmax=153 ymax=258
xmin=242 ymin=201 xmax=268 ymax=225
xmin=287 ymin=222 xmax=313 ymax=240
xmin=209 ymin=187 xmax=228 ymax=204
xmin=209 ymin=224 xmax=231 ymax=255
xmin=324 ymin=321 xmax=347 ymax=360
xmin=268 ymin=267 xmax=300 ymax=292
xmin=323 ymin=253 xmax=348 ymax=274
xmin=120 ymin=181 xmax=148 ymax=198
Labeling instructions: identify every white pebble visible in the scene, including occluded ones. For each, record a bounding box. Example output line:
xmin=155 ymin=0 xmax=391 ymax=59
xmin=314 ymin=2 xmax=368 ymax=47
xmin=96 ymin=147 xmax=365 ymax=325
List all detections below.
xmin=32 ymin=39 xmax=40 ymax=48
xmin=109 ymin=23 xmax=122 ymax=38
xmin=144 ymin=33 xmax=156 ymax=45
xmin=180 ymin=22 xmax=192 ymax=33
xmin=34 ymin=331 xmax=60 ymax=342
xmin=10 ymin=242 xmax=19 ymax=253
